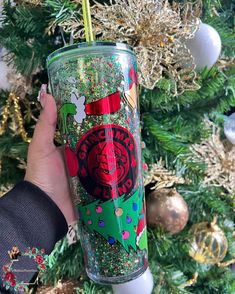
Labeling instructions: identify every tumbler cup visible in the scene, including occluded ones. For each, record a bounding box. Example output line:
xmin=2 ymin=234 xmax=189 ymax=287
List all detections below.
xmin=47 ymin=42 xmax=148 ymax=284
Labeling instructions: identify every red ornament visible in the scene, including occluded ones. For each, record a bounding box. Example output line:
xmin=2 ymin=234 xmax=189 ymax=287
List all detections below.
xmin=65 ymin=146 xmax=78 ymax=177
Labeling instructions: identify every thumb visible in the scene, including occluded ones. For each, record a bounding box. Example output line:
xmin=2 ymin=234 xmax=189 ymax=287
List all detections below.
xmin=31 ymin=90 xmax=57 ymax=150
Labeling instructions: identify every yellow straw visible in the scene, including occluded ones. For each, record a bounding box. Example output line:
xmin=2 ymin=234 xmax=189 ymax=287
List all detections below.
xmin=82 ymin=0 xmax=94 ymax=42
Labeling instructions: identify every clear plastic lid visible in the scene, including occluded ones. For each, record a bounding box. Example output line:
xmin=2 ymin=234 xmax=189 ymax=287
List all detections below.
xmin=47 ymin=41 xmax=134 ymax=67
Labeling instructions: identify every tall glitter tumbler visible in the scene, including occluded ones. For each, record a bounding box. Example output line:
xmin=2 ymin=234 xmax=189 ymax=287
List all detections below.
xmin=47 ymin=41 xmax=148 ymax=284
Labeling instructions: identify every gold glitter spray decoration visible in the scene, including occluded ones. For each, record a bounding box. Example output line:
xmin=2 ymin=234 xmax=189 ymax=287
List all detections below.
xmin=56 ymin=0 xmax=202 ymax=95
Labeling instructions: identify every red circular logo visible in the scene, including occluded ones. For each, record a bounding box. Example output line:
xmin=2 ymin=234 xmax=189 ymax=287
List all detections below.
xmin=76 ymin=124 xmax=138 ymax=200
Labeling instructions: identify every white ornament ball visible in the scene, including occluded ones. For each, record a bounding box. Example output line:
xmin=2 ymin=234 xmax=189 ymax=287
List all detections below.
xmin=224 ymin=113 xmax=235 ymax=144
xmin=112 ymin=268 xmax=154 ymax=294
xmin=185 ymin=23 xmax=222 ymax=70
xmin=0 ymin=48 xmax=13 ymax=91
xmin=0 ymin=1 xmax=15 ymax=91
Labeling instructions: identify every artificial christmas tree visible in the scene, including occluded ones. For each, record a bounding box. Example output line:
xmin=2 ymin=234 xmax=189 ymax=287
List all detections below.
xmin=0 ymin=0 xmax=234 ymax=293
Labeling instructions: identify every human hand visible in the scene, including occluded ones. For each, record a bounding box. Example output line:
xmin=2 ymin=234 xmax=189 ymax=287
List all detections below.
xmin=25 ymin=85 xmax=77 ymax=225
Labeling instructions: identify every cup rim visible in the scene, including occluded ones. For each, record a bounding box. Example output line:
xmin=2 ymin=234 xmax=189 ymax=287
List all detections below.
xmin=47 ymin=41 xmax=134 ymax=67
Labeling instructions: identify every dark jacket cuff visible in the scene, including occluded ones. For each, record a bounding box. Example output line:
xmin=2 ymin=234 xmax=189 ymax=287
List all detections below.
xmin=0 ymin=181 xmax=68 ymax=293
xmin=0 ymin=180 xmax=68 ymax=252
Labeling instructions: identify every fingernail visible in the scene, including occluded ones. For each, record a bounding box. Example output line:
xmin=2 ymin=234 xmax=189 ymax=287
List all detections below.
xmin=37 ymin=84 xmax=48 ymax=107
xmin=40 ymin=94 xmax=46 ymax=108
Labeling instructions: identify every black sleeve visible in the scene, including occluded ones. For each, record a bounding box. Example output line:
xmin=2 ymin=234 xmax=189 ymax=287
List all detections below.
xmin=0 ymin=181 xmax=68 ymax=293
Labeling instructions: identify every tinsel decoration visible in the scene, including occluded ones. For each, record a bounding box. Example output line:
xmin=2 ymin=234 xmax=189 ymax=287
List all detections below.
xmin=0 ymin=93 xmax=31 ymax=143
xmin=191 ymin=120 xmax=235 ymax=195
xmin=60 ymin=0 xmax=202 ymax=95
xmin=144 ymin=161 xmax=185 ymax=190
xmin=189 ymin=217 xmax=228 ymax=265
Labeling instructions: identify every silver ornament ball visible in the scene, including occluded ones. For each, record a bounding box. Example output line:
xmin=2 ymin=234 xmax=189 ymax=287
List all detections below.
xmin=185 ymin=23 xmax=221 ymax=70
xmin=224 ymin=113 xmax=235 ymax=144
xmin=0 ymin=48 xmax=13 ymax=91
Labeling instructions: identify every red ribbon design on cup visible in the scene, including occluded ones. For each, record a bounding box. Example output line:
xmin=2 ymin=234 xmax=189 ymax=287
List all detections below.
xmin=85 ymin=91 xmax=121 ymax=116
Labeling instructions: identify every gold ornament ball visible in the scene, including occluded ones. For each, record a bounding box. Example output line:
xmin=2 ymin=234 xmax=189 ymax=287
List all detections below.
xmin=146 ymin=188 xmax=189 ymax=234
xmin=189 ymin=220 xmax=228 ymax=265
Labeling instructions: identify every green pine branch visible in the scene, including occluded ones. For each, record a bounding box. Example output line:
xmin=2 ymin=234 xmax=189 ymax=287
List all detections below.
xmin=44 ymin=0 xmax=81 ymax=36
xmin=142 ymin=114 xmax=188 ymax=156
xmin=0 ymin=2 xmax=61 ymax=76
xmin=41 ymin=238 xmax=84 ymax=285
